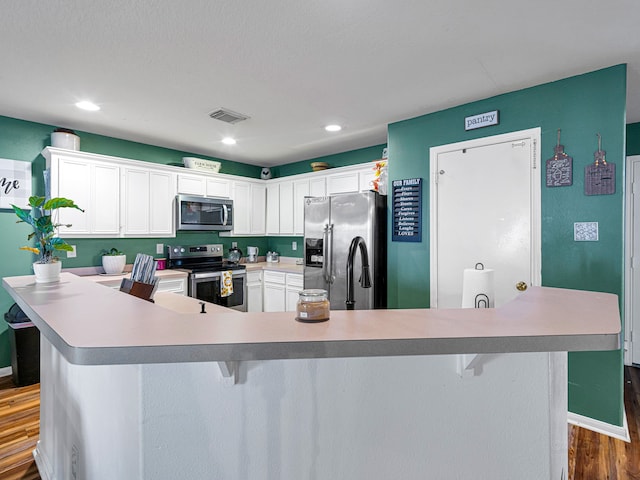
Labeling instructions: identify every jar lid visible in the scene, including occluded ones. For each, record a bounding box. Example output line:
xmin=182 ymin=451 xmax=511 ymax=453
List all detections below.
xmin=299 ymin=289 xmax=327 ymax=299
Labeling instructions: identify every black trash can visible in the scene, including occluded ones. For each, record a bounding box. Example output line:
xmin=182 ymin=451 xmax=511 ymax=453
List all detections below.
xmin=4 ymin=303 xmax=40 ymax=386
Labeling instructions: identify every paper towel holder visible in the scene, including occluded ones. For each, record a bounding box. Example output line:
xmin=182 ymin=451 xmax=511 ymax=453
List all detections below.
xmin=474 ymin=262 xmax=485 ymax=270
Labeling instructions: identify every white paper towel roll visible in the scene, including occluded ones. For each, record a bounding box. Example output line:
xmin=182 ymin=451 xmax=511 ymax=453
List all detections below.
xmin=461 ymin=267 xmax=495 ymax=308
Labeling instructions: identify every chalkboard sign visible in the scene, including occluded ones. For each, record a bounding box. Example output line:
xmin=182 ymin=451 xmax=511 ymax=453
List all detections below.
xmin=392 ymin=178 xmax=422 ymax=242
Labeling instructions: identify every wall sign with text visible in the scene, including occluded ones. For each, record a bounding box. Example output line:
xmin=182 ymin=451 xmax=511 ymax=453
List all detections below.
xmin=0 ymin=159 xmax=32 ymax=210
xmin=392 ymin=178 xmax=422 ymax=242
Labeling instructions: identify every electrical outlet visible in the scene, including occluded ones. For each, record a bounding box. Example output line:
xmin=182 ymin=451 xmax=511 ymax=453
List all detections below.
xmin=232 ymin=241 xmax=237 ymax=248
xmin=156 ymin=243 xmax=164 ymax=254
xmin=292 ymin=241 xmax=297 ymax=251
xmin=67 ymin=245 xmax=77 ymax=258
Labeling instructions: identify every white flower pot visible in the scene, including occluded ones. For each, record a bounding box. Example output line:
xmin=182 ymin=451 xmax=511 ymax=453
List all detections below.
xmin=33 ymin=261 xmax=62 ymax=283
xmin=102 ymin=255 xmax=126 ymax=274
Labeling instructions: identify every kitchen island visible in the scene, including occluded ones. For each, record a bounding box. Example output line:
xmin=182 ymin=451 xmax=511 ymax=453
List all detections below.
xmin=3 ymin=273 xmax=620 ymax=480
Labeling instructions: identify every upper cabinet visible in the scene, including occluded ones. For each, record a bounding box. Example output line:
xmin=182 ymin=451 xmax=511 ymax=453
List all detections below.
xmin=122 ymin=167 xmax=176 ymax=237
xmin=44 ymin=147 xmax=379 ymax=239
xmin=228 ymin=180 xmax=266 ymax=236
xmin=46 ymin=150 xmax=121 ymax=237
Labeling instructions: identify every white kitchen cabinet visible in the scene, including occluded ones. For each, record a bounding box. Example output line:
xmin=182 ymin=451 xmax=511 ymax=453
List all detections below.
xmin=122 ymin=167 xmax=176 ymax=237
xmin=206 ymin=177 xmax=231 ymax=198
xmin=155 ymin=277 xmax=187 ymax=295
xmin=149 ymin=170 xmax=177 ymax=235
xmin=293 ymin=180 xmax=309 ymax=235
xmin=285 ymin=273 xmax=303 ymax=312
xmin=263 ymin=270 xmax=286 ymax=312
xmin=246 ymin=270 xmax=263 ymax=312
xmin=309 ymin=177 xmax=326 ymax=197
xmin=47 ymin=153 xmax=120 ymax=237
xmin=279 ymin=181 xmax=294 ymax=235
xmin=358 ymin=164 xmax=377 ymax=192
xmin=230 ymin=180 xmax=266 ymax=235
xmin=326 ymin=171 xmax=360 ymax=195
xmin=266 ymin=183 xmax=280 ymax=235
xmin=177 ymin=173 xmax=206 ymax=196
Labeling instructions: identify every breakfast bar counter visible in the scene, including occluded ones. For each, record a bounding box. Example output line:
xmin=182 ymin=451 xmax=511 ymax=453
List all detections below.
xmin=1 ymin=273 xmax=621 ymax=480
xmin=2 ymin=273 xmax=619 ymax=366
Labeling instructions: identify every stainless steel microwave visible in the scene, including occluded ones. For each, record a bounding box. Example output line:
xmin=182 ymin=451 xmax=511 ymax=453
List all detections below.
xmin=176 ymin=195 xmax=233 ymax=231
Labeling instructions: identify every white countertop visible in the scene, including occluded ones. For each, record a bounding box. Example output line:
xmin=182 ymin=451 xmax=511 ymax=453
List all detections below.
xmin=2 ymin=273 xmax=620 ymax=366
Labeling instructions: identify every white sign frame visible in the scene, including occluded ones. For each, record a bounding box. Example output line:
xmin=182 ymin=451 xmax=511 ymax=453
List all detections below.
xmin=0 ymin=159 xmax=32 ymax=210
xmin=464 ymin=110 xmax=500 ymax=131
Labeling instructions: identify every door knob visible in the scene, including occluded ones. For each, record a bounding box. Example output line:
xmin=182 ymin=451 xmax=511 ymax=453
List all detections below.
xmin=516 ymin=281 xmax=528 ymax=291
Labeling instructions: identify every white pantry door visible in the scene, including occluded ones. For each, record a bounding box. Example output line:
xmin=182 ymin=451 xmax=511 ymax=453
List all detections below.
xmin=626 ymin=156 xmax=640 ymax=365
xmin=430 ymin=129 xmax=541 ymax=308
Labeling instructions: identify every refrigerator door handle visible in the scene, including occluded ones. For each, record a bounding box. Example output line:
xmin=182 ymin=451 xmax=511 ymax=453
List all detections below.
xmin=323 ymin=224 xmax=334 ymax=284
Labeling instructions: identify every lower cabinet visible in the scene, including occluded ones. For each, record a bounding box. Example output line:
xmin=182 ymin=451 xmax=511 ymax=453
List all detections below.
xmin=263 ymin=271 xmax=286 ymax=312
xmin=285 ymin=273 xmax=303 ymax=312
xmin=95 ymin=275 xmax=187 ymax=296
xmin=247 ymin=270 xmax=263 ymax=313
xmin=263 ymin=270 xmax=303 ymax=312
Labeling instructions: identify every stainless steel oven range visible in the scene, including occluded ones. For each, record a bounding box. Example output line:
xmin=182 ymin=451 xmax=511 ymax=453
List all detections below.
xmin=166 ymin=244 xmax=247 ymax=312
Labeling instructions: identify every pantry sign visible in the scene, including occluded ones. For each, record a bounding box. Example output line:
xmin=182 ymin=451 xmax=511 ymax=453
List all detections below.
xmin=0 ymin=159 xmax=32 ymax=210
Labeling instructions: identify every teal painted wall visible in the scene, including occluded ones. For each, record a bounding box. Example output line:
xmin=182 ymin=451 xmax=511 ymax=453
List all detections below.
xmin=628 ymin=122 xmax=640 ymax=155
xmin=387 ymin=65 xmax=626 ymax=426
xmin=273 ymin=144 xmax=386 ymax=177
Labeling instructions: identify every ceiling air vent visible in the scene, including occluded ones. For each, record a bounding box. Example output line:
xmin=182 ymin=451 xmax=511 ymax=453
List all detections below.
xmin=209 ymin=108 xmax=250 ymax=124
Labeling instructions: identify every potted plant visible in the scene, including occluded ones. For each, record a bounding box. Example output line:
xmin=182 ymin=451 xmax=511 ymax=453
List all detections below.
xmin=101 ymin=247 xmax=126 ymax=275
xmin=12 ymin=195 xmax=84 ymax=283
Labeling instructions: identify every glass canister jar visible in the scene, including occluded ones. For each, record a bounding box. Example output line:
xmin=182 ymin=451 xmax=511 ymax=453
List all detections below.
xmin=295 ymin=289 xmax=330 ymax=323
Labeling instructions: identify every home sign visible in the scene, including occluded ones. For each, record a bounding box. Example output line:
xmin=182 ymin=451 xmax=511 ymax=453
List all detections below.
xmin=0 ymin=159 xmax=32 ymax=210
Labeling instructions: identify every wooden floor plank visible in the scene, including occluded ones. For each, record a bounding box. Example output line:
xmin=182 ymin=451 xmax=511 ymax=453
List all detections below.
xmin=569 ymin=365 xmax=640 ymax=480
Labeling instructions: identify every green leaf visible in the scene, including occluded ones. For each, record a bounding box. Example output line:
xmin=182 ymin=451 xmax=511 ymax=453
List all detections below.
xmin=28 ymin=196 xmax=45 ymax=208
xmin=43 ymin=197 xmax=84 ymax=212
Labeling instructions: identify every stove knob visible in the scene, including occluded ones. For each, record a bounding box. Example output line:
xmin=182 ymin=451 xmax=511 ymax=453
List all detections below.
xmin=173 ymin=248 xmax=179 ymax=253
xmin=180 ymin=248 xmax=185 ymax=253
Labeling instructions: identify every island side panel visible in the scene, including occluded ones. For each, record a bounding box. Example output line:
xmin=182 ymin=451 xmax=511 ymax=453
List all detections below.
xmin=37 ymin=337 xmax=143 ymax=480
xmin=140 ymin=353 xmax=565 ymax=480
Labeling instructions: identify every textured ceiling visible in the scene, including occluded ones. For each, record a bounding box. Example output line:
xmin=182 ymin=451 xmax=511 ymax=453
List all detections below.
xmin=0 ymin=1 xmax=638 ymax=167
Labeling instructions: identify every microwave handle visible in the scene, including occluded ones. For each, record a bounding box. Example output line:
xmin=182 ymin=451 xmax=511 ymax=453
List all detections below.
xmin=222 ymin=204 xmax=229 ymax=226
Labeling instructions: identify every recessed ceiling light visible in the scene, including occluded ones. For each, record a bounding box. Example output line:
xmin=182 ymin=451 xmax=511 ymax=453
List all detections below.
xmin=325 ymin=124 xmax=342 ymax=132
xmin=75 ymin=101 xmax=100 ymax=111
xmin=222 ymin=137 xmax=237 ymax=145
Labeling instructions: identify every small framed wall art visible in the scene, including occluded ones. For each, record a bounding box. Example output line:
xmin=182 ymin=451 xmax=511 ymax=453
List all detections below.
xmin=0 ymin=159 xmax=32 ymax=209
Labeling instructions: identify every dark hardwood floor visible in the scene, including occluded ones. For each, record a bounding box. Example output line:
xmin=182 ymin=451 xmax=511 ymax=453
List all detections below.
xmin=0 ymin=366 xmax=637 ymax=480
xmin=569 ymin=365 xmax=640 ymax=480
xmin=0 ymin=375 xmax=40 ymax=480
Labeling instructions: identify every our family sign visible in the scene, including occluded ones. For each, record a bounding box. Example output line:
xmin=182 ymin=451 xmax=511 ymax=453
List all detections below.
xmin=0 ymin=159 xmax=32 ymax=209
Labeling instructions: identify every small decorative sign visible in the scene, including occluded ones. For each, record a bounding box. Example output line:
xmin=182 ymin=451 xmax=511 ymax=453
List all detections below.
xmin=464 ymin=110 xmax=499 ymax=131
xmin=0 ymin=159 xmax=32 ymax=210
xmin=585 ymin=133 xmax=615 ymax=196
xmin=392 ymin=178 xmax=422 ymax=242
xmin=546 ymin=129 xmax=573 ymax=187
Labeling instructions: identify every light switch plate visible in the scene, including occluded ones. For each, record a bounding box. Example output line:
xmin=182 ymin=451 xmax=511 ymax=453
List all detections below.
xmin=292 ymin=241 xmax=297 ymax=251
xmin=67 ymin=245 xmax=77 ymax=258
xmin=574 ymin=222 xmax=599 ymax=241
xmin=156 ymin=243 xmax=164 ymax=254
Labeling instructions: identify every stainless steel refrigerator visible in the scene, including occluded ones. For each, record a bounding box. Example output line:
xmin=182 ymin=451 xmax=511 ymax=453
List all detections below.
xmin=304 ymin=191 xmax=386 ymax=310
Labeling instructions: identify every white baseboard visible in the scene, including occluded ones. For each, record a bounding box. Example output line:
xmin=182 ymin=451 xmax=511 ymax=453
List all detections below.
xmin=33 ymin=442 xmax=53 ymax=480
xmin=0 ymin=366 xmax=12 ymax=378
xmin=568 ymin=410 xmax=630 ymax=442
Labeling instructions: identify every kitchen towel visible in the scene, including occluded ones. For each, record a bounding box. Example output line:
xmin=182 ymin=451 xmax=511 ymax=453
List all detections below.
xmin=221 ymin=270 xmax=233 ymax=297
xmin=461 ymin=266 xmax=495 ymax=308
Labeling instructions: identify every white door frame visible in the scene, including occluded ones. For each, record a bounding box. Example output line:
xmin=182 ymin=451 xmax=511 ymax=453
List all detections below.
xmin=429 ymin=128 xmax=542 ymax=307
xmin=624 ymin=155 xmax=640 ymax=366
